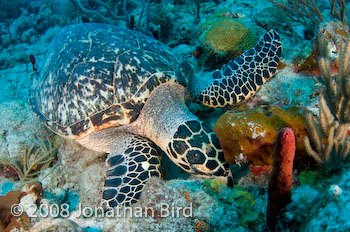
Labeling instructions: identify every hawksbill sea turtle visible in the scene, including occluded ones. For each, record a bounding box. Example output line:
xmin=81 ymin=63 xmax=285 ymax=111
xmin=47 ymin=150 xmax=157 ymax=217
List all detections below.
xmin=29 ymin=23 xmax=282 ymax=208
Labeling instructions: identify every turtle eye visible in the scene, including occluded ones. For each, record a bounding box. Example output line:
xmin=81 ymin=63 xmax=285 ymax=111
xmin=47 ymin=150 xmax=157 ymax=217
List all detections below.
xmin=186 ymin=150 xmax=206 ymax=164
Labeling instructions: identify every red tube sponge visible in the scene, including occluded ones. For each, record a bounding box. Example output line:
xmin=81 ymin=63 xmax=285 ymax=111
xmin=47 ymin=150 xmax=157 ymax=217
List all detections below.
xmin=267 ymin=127 xmax=296 ymax=231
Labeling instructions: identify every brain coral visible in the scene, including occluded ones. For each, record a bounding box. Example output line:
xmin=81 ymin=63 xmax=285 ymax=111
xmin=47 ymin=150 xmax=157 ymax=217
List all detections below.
xmin=203 ymin=18 xmax=256 ymax=53
xmin=198 ymin=17 xmax=257 ymax=69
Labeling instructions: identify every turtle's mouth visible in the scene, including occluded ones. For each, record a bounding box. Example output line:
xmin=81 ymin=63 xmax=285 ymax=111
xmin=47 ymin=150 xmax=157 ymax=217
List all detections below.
xmin=192 ymin=164 xmax=213 ymax=174
xmin=218 ymin=172 xmax=234 ymax=187
xmin=192 ymin=165 xmax=233 ymax=187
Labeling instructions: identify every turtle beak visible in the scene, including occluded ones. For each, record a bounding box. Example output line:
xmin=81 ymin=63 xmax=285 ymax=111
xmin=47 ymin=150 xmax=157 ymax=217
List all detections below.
xmin=212 ymin=170 xmax=234 ymax=187
xmin=227 ymin=173 xmax=234 ymax=187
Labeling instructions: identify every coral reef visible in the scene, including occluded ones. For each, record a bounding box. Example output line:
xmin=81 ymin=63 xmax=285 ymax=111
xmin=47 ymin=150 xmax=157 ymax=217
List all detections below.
xmin=203 ymin=179 xmax=260 ymax=226
xmin=1 ymin=0 xmax=350 ymax=231
xmin=0 ymin=136 xmax=58 ymax=185
xmin=148 ymin=3 xmax=175 ymax=42
xmin=70 ymin=0 xmax=124 ymax=24
xmin=295 ymin=52 xmax=319 ymax=74
xmin=317 ymin=20 xmax=350 ymax=60
xmin=0 ymin=1 xmax=24 ymax=21
xmin=267 ymin=0 xmax=347 ymax=30
xmin=267 ymin=128 xmax=296 ymax=231
xmin=303 ymin=36 xmax=350 ymax=170
xmin=254 ymin=6 xmax=291 ymax=32
xmin=329 ymin=0 xmax=347 ymax=24
xmin=214 ymin=106 xmax=307 ymax=166
xmin=194 ymin=220 xmax=211 ymax=232
xmin=267 ymin=0 xmax=324 ymax=29
xmin=9 ymin=6 xmax=57 ymax=44
xmin=296 ymin=20 xmax=350 ymax=75
xmin=284 ymin=166 xmax=350 ymax=230
xmin=17 ymin=177 xmax=266 ymax=231
xmin=0 ymin=25 xmax=61 ymax=70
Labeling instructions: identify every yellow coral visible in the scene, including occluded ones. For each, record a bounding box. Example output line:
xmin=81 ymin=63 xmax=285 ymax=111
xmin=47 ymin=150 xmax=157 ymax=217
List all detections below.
xmin=214 ymin=106 xmax=308 ymax=165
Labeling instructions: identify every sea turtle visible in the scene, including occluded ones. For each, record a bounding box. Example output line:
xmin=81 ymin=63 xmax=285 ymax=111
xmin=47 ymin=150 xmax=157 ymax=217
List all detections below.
xmin=30 ymin=23 xmax=282 ymax=208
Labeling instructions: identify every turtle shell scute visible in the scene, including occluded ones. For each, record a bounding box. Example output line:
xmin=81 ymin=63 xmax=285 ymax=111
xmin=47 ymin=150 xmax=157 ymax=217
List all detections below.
xmin=30 ymin=23 xmax=191 ymax=138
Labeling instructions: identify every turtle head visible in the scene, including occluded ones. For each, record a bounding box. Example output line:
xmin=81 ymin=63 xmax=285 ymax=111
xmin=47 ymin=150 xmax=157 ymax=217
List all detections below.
xmin=166 ymin=120 xmax=233 ymax=186
xmin=137 ymin=83 xmax=233 ymax=186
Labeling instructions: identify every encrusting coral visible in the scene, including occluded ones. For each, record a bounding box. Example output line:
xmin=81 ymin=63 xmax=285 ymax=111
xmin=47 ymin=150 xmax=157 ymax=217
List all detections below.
xmin=303 ymin=36 xmax=350 ymax=169
xmin=214 ymin=106 xmax=307 ymax=166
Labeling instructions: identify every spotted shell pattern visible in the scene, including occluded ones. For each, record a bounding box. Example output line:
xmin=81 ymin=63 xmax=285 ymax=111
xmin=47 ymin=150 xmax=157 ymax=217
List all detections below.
xmin=30 ymin=23 xmax=186 ymax=139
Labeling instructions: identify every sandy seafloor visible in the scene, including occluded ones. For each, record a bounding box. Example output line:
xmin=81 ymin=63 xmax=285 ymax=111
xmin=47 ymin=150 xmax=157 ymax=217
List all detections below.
xmin=0 ymin=0 xmax=350 ymax=231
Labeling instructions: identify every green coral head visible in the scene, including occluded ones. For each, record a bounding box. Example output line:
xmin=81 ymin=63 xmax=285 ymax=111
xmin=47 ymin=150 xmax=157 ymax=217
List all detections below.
xmin=203 ymin=18 xmax=257 ymax=53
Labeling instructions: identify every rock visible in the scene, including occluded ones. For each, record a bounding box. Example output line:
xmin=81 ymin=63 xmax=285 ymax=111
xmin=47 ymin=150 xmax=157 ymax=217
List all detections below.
xmin=9 ymin=6 xmax=56 ymax=44
xmin=0 ymin=190 xmax=30 ymax=232
xmin=9 ymin=12 xmax=35 ymax=43
xmin=30 ymin=218 xmax=83 ymax=232
xmin=79 ymin=162 xmax=105 ymax=207
xmin=254 ymin=65 xmax=318 ymax=108
xmin=21 ymin=28 xmax=36 ymax=44
xmin=254 ymin=7 xmax=290 ymax=32
xmin=0 ymin=0 xmax=24 ymax=20
xmin=214 ymin=105 xmax=308 ymax=166
xmin=0 ymin=101 xmax=51 ymax=162
xmin=40 ymin=139 xmax=105 ymax=207
xmin=34 ymin=8 xmax=55 ymax=34
xmin=317 ymin=20 xmax=350 ymax=60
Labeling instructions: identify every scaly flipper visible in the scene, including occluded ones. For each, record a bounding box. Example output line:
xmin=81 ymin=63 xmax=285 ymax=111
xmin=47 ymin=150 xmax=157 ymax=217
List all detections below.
xmin=190 ymin=30 xmax=282 ymax=107
xmin=101 ymin=134 xmax=161 ymax=208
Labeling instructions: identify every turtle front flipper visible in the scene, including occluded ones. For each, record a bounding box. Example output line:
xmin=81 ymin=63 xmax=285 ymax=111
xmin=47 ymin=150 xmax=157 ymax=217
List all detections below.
xmin=102 ymin=134 xmax=161 ymax=208
xmin=190 ymin=30 xmax=282 ymax=107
